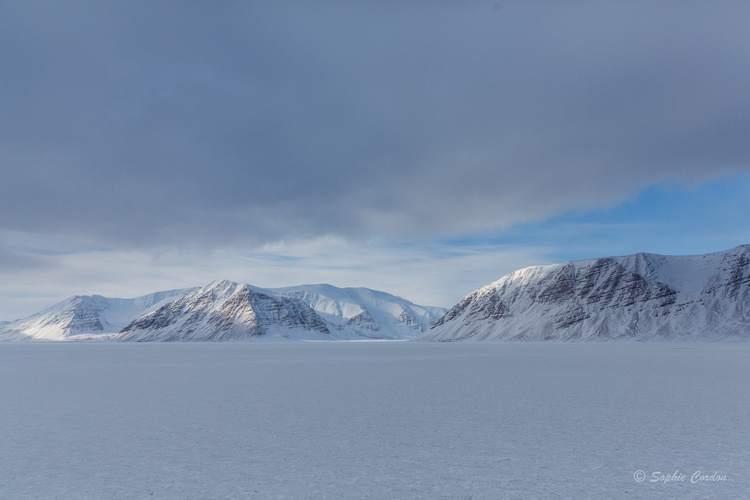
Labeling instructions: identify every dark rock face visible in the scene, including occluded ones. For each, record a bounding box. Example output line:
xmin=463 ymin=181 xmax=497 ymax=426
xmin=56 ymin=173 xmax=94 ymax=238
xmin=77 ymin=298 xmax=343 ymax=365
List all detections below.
xmin=536 ymin=258 xmax=677 ymax=309
xmin=707 ymin=250 xmax=750 ymax=299
xmin=59 ymin=297 xmax=106 ymax=334
xmin=117 ymin=281 xmax=330 ymax=341
xmin=396 ymin=309 xmax=424 ymax=331
xmin=270 ymin=286 xmax=445 ymax=339
xmin=419 ymin=245 xmax=750 ymax=342
xmin=3 ymin=296 xmax=108 ymax=339
xmin=0 ymin=288 xmax=196 ymax=341
xmin=345 ymin=309 xmax=381 ymax=331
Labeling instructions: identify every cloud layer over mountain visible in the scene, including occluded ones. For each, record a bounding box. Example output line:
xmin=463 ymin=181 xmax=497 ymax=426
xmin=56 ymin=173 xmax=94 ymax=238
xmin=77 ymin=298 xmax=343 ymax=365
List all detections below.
xmin=2 ymin=2 xmax=749 ymax=247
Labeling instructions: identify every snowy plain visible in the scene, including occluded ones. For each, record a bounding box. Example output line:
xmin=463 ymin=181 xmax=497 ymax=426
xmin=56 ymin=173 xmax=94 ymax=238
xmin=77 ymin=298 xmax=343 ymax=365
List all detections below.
xmin=1 ymin=342 xmax=748 ymax=499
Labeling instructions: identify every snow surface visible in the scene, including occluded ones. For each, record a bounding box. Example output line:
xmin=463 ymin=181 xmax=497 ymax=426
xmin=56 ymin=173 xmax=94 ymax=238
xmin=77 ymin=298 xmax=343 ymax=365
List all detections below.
xmin=1 ymin=342 xmax=748 ymax=499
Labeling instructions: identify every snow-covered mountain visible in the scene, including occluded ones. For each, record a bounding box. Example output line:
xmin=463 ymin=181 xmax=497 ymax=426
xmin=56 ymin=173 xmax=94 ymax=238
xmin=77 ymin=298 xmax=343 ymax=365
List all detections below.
xmin=264 ymin=284 xmax=447 ymax=339
xmin=115 ymin=281 xmax=333 ymax=341
xmin=417 ymin=245 xmax=750 ymax=342
xmin=115 ymin=281 xmax=446 ymax=341
xmin=0 ymin=288 xmax=197 ymax=341
xmin=0 ymin=281 xmax=446 ymax=342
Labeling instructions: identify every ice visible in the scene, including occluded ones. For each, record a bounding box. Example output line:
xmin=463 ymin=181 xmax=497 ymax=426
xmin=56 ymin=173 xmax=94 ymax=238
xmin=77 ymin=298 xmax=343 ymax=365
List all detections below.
xmin=1 ymin=342 xmax=748 ymax=499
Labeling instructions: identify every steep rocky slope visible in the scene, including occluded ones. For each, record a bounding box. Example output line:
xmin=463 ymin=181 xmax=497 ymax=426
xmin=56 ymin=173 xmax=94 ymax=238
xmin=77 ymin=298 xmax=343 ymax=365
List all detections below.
xmin=417 ymin=245 xmax=750 ymax=341
xmin=0 ymin=281 xmax=445 ymax=342
xmin=0 ymin=289 xmax=196 ymax=341
xmin=266 ymin=284 xmax=446 ymax=339
xmin=115 ymin=281 xmax=332 ymax=341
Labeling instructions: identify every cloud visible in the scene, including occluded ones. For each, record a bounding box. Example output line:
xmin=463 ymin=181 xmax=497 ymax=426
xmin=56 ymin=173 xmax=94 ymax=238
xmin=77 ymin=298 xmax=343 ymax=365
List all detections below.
xmin=0 ymin=239 xmax=51 ymax=272
xmin=1 ymin=2 xmax=749 ymax=249
xmin=0 ymin=235 xmax=553 ymax=320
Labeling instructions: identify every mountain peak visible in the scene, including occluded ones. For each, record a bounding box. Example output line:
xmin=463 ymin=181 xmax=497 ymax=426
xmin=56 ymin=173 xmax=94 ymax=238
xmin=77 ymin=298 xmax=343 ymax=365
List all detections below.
xmin=116 ymin=283 xmax=331 ymax=341
xmin=0 ymin=288 xmax=196 ymax=341
xmin=419 ymin=245 xmax=750 ymax=342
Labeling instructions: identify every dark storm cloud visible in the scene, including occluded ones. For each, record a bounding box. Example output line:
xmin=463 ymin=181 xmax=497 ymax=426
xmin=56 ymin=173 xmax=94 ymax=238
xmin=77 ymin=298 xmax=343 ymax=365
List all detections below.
xmin=1 ymin=1 xmax=749 ymax=247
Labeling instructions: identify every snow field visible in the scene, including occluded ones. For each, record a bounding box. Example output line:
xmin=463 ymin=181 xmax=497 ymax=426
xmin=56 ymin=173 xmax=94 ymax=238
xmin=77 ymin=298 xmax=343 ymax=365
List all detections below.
xmin=0 ymin=342 xmax=748 ymax=499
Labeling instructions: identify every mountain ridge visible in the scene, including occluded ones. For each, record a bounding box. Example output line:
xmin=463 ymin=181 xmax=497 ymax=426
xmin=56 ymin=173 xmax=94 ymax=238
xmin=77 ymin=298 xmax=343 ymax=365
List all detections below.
xmin=116 ymin=281 xmax=332 ymax=341
xmin=263 ymin=283 xmax=446 ymax=340
xmin=0 ymin=288 xmax=197 ymax=341
xmin=0 ymin=281 xmax=446 ymax=342
xmin=417 ymin=245 xmax=750 ymax=342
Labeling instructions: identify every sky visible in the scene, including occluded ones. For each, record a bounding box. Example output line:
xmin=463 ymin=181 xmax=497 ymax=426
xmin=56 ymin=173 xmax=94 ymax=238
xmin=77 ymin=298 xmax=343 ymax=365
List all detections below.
xmin=1 ymin=1 xmax=750 ymax=320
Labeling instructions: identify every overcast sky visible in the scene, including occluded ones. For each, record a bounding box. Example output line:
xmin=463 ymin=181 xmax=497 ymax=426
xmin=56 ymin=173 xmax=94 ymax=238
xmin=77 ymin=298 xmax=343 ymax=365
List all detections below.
xmin=2 ymin=1 xmax=750 ymax=319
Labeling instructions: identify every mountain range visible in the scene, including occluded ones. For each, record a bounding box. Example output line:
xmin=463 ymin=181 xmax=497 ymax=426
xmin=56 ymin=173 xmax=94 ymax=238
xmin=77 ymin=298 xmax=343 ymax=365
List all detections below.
xmin=416 ymin=244 xmax=750 ymax=341
xmin=0 ymin=288 xmax=197 ymax=341
xmin=0 ymin=281 xmax=446 ymax=342
xmin=3 ymin=245 xmax=750 ymax=342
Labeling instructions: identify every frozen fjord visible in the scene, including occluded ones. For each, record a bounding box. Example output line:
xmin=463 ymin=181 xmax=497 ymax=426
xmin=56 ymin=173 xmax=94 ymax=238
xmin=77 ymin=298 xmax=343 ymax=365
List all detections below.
xmin=1 ymin=342 xmax=748 ymax=499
